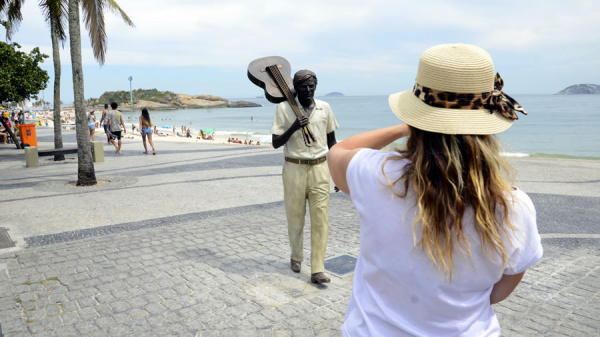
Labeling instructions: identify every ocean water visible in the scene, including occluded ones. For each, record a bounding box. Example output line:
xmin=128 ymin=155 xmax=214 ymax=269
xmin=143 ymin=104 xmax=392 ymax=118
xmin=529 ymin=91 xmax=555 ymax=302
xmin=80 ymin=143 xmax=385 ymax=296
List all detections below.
xmin=118 ymin=94 xmax=600 ymax=159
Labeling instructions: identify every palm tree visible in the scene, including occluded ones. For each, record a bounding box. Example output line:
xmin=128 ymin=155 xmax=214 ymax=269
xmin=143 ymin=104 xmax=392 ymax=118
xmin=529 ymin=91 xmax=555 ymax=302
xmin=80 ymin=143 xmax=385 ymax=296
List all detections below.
xmin=68 ymin=0 xmax=133 ymax=185
xmin=41 ymin=0 xmax=68 ymax=161
xmin=2 ymin=0 xmax=133 ymax=185
xmin=2 ymin=1 xmax=64 ymax=160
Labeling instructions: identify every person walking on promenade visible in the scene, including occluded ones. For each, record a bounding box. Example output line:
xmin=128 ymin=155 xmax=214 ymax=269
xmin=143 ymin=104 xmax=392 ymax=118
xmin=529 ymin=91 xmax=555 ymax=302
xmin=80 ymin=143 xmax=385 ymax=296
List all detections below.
xmin=88 ymin=110 xmax=96 ymax=141
xmin=107 ymin=102 xmax=126 ymax=154
xmin=99 ymin=103 xmax=110 ymax=144
xmin=139 ymin=108 xmax=156 ymax=155
xmin=327 ymin=43 xmax=543 ymax=336
xmin=271 ymin=69 xmax=339 ymax=284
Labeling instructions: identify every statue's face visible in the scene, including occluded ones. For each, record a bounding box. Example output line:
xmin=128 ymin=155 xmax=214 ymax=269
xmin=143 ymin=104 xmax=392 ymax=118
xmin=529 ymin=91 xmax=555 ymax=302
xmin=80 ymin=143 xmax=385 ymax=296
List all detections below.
xmin=295 ymin=78 xmax=317 ymax=100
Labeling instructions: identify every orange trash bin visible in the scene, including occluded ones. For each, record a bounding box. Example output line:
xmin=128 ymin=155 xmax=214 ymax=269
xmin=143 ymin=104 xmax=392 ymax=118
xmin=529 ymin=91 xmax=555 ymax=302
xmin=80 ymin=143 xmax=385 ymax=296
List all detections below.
xmin=18 ymin=123 xmax=38 ymax=148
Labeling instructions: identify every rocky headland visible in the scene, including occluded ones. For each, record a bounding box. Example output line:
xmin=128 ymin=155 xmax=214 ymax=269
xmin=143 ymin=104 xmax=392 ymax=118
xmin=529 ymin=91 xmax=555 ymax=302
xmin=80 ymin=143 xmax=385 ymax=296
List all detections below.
xmin=556 ymin=84 xmax=600 ymax=95
xmin=93 ymin=89 xmax=261 ymax=111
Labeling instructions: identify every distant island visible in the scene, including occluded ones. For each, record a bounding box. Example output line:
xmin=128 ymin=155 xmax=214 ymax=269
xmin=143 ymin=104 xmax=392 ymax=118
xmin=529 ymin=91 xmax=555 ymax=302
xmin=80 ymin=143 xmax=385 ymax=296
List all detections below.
xmin=556 ymin=84 xmax=600 ymax=95
xmin=324 ymin=92 xmax=345 ymax=97
xmin=89 ymin=89 xmax=261 ymax=111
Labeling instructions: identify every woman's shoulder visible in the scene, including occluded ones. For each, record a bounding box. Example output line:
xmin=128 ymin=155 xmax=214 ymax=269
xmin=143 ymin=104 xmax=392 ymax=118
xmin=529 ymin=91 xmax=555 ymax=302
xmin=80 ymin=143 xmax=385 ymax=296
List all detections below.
xmin=351 ymin=149 xmax=407 ymax=168
xmin=508 ymin=188 xmax=536 ymax=214
xmin=348 ymin=149 xmax=408 ymax=183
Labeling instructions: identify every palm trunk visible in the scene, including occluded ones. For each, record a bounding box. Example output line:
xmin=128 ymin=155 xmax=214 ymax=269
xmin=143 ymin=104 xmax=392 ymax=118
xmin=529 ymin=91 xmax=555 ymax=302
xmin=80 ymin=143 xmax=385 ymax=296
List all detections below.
xmin=69 ymin=0 xmax=96 ymax=186
xmin=50 ymin=14 xmax=65 ymax=161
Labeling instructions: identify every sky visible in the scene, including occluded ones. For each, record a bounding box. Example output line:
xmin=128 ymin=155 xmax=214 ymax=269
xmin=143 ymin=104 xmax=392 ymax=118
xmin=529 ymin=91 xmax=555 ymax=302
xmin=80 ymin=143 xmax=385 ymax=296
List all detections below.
xmin=2 ymin=0 xmax=600 ymax=104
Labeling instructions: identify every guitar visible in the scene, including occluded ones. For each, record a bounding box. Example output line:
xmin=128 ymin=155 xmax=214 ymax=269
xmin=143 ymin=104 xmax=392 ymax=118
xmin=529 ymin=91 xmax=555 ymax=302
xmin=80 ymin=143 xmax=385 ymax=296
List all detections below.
xmin=247 ymin=56 xmax=316 ymax=147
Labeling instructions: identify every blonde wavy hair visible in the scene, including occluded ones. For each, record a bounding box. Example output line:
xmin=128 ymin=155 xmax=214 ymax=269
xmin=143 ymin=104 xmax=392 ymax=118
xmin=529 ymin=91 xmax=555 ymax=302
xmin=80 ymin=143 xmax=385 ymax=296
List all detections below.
xmin=384 ymin=126 xmax=517 ymax=281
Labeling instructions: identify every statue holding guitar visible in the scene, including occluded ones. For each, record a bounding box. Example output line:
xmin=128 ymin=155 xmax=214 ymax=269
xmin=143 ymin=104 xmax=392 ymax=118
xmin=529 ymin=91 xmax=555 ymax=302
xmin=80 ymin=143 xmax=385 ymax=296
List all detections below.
xmin=248 ymin=57 xmax=339 ymax=284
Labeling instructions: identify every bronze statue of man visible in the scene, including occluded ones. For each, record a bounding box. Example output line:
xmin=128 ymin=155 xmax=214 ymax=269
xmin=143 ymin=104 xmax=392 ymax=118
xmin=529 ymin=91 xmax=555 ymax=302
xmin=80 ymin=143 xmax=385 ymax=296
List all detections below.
xmin=271 ymin=69 xmax=339 ymax=284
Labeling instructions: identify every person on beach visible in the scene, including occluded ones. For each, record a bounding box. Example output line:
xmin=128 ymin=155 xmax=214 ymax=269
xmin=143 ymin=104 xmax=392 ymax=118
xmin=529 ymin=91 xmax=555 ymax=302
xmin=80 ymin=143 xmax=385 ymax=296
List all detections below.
xmin=106 ymin=102 xmax=126 ymax=154
xmin=327 ymin=43 xmax=543 ymax=336
xmin=271 ymin=69 xmax=339 ymax=284
xmin=99 ymin=104 xmax=110 ymax=143
xmin=88 ymin=110 xmax=96 ymax=141
xmin=139 ymin=108 xmax=156 ymax=155
xmin=0 ymin=124 xmax=8 ymax=144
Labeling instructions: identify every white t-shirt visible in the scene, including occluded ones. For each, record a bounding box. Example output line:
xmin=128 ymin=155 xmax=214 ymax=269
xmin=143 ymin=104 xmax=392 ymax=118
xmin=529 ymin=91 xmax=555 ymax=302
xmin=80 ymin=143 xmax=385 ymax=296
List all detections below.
xmin=271 ymin=98 xmax=339 ymax=159
xmin=341 ymin=149 xmax=543 ymax=337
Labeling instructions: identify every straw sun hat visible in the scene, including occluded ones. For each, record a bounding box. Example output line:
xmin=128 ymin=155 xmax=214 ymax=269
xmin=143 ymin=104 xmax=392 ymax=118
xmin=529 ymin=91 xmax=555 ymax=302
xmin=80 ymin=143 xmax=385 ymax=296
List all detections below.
xmin=388 ymin=43 xmax=527 ymax=135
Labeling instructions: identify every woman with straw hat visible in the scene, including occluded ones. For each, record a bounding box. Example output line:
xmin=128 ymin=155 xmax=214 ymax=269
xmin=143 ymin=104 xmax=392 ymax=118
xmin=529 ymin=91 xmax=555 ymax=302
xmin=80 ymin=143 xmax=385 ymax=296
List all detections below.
xmin=328 ymin=44 xmax=543 ymax=336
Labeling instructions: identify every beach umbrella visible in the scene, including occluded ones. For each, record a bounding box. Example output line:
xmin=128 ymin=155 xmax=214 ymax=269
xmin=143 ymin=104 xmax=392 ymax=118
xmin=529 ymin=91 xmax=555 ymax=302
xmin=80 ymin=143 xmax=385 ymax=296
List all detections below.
xmin=204 ymin=128 xmax=215 ymax=133
xmin=161 ymin=125 xmax=172 ymax=128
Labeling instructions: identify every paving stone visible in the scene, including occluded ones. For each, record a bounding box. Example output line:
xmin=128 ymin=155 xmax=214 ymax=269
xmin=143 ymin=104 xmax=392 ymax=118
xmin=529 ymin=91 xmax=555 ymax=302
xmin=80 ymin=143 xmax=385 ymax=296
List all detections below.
xmin=127 ymin=307 xmax=149 ymax=320
xmin=106 ymin=324 xmax=134 ymax=336
xmin=94 ymin=292 xmax=115 ymax=304
xmin=60 ymin=300 xmax=79 ymax=313
xmin=25 ymin=308 xmax=47 ymax=323
xmin=37 ymin=315 xmax=62 ymax=332
xmin=111 ymin=312 xmax=131 ymax=325
xmin=51 ymin=324 xmax=79 ymax=337
xmin=109 ymin=300 xmax=130 ymax=313
xmin=78 ymin=306 xmax=100 ymax=321
xmin=45 ymin=303 xmax=62 ymax=316
xmin=126 ymin=295 xmax=148 ymax=308
xmin=77 ymin=296 xmax=98 ymax=309
xmin=60 ymin=311 xmax=82 ymax=325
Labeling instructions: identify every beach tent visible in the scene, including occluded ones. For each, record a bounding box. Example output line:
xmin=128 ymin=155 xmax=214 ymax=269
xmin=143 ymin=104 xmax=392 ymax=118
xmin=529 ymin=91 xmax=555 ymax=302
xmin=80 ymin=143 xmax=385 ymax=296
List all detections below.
xmin=161 ymin=125 xmax=172 ymax=128
xmin=204 ymin=128 xmax=215 ymax=134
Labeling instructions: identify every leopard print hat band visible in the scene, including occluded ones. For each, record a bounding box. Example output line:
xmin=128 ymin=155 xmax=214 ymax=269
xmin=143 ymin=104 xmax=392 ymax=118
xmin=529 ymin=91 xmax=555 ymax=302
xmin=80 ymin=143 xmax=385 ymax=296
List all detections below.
xmin=412 ymin=73 xmax=527 ymax=120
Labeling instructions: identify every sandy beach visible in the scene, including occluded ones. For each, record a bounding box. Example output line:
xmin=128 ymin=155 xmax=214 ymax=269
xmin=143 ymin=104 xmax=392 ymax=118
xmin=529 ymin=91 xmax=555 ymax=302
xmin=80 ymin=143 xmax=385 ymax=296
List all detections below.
xmin=40 ymin=118 xmax=270 ymax=147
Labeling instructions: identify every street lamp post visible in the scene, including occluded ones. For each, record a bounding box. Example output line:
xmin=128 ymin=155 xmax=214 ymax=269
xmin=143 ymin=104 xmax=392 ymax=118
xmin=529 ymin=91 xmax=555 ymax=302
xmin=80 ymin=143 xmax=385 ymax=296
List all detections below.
xmin=128 ymin=76 xmax=133 ymax=111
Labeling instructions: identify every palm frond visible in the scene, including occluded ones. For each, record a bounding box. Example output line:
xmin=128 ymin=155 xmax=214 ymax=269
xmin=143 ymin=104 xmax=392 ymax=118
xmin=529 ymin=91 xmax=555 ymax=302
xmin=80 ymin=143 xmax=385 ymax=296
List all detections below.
xmin=0 ymin=0 xmax=9 ymax=13
xmin=38 ymin=0 xmax=68 ymax=43
xmin=3 ymin=0 xmax=25 ymax=40
xmin=82 ymin=0 xmax=106 ymax=64
xmin=105 ymin=0 xmax=134 ymax=27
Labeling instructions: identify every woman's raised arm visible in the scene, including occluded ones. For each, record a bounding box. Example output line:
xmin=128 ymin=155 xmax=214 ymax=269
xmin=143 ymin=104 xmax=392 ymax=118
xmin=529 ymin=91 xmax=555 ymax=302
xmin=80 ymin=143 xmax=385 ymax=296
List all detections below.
xmin=328 ymin=124 xmax=409 ymax=194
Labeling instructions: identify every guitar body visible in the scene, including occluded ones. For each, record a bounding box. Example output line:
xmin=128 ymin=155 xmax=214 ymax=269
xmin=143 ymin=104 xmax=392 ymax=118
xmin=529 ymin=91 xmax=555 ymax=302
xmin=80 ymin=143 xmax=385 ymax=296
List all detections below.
xmin=247 ymin=56 xmax=295 ymax=103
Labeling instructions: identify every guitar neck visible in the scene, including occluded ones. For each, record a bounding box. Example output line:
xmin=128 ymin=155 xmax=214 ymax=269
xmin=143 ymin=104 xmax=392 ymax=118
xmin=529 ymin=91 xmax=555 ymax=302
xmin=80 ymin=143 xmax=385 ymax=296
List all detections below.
xmin=266 ymin=65 xmax=304 ymax=118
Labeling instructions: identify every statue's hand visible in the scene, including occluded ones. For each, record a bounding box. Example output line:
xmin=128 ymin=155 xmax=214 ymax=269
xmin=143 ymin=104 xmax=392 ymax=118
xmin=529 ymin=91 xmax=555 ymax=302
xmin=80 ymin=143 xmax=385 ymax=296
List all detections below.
xmin=297 ymin=115 xmax=309 ymax=128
